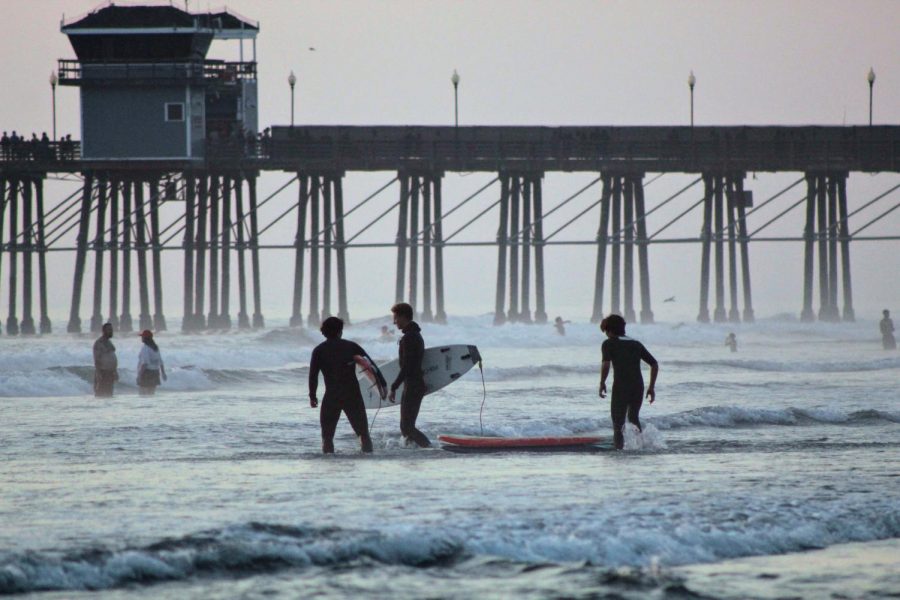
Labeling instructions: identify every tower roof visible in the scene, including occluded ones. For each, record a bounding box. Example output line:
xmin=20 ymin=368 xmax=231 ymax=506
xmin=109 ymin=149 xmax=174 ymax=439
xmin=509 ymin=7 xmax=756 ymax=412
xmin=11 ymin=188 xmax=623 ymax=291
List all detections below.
xmin=62 ymin=4 xmax=258 ymax=39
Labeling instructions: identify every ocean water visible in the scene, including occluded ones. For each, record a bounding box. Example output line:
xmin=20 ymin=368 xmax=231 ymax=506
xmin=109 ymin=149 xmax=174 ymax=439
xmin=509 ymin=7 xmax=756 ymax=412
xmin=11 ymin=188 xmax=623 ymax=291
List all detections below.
xmin=1 ymin=316 xmax=898 ymax=599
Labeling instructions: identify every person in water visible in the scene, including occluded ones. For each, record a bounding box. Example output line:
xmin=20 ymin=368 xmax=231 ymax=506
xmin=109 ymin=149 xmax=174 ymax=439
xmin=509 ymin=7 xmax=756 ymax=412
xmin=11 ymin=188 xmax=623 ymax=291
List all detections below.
xmin=136 ymin=330 xmax=167 ymax=395
xmin=725 ymin=332 xmax=738 ymax=352
xmin=599 ymin=314 xmax=659 ymax=450
xmin=881 ymin=309 xmax=896 ymax=350
xmin=554 ymin=316 xmax=571 ymax=336
xmin=308 ymin=316 xmax=384 ymax=454
xmin=388 ymin=302 xmax=431 ymax=448
xmin=379 ymin=325 xmax=395 ymax=342
xmin=93 ymin=322 xmax=118 ymax=397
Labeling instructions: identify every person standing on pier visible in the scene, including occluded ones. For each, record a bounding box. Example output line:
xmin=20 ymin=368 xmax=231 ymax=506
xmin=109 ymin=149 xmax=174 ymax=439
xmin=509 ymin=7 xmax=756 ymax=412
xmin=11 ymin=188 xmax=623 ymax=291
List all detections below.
xmin=308 ymin=316 xmax=382 ymax=454
xmin=388 ymin=302 xmax=431 ymax=448
xmin=136 ymin=330 xmax=167 ymax=395
xmin=93 ymin=323 xmax=118 ymax=397
xmin=881 ymin=310 xmax=896 ymax=350
xmin=599 ymin=314 xmax=659 ymax=450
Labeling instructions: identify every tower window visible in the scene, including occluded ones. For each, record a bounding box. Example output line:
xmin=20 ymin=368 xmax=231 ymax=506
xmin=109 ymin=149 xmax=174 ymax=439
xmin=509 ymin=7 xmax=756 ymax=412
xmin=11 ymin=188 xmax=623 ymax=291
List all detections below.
xmin=165 ymin=103 xmax=185 ymax=122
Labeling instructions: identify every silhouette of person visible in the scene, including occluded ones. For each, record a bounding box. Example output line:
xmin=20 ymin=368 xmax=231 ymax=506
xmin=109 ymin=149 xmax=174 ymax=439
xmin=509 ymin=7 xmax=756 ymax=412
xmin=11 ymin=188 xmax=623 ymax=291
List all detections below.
xmin=725 ymin=332 xmax=738 ymax=352
xmin=599 ymin=314 xmax=659 ymax=450
xmin=137 ymin=330 xmax=167 ymax=395
xmin=309 ymin=316 xmax=383 ymax=454
xmin=881 ymin=310 xmax=896 ymax=350
xmin=388 ymin=302 xmax=431 ymax=448
xmin=379 ymin=325 xmax=394 ymax=342
xmin=554 ymin=316 xmax=571 ymax=336
xmin=93 ymin=323 xmax=118 ymax=397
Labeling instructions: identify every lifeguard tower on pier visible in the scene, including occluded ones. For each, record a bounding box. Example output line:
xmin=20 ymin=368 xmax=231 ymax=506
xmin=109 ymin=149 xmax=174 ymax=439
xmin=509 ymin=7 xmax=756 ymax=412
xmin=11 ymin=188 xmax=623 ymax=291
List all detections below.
xmin=58 ymin=4 xmax=259 ymax=162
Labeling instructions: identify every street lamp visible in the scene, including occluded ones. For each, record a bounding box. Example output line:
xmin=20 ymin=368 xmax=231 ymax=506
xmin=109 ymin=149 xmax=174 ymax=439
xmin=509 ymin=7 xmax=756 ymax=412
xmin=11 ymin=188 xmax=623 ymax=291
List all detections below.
xmin=867 ymin=67 xmax=876 ymax=126
xmin=288 ymin=70 xmax=297 ymax=126
xmin=49 ymin=70 xmax=58 ymax=141
xmin=687 ymin=70 xmax=696 ymax=127
xmin=451 ymin=69 xmax=460 ymax=127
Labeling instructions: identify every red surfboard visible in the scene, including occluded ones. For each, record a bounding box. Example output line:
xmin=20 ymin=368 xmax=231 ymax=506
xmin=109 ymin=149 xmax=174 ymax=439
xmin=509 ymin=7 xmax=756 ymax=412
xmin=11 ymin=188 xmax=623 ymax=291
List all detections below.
xmin=438 ymin=434 xmax=604 ymax=451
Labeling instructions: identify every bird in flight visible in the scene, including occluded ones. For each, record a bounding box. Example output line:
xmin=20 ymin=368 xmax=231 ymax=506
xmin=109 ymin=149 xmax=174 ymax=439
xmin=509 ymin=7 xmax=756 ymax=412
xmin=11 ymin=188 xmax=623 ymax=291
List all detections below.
xmin=663 ymin=296 xmax=676 ymax=303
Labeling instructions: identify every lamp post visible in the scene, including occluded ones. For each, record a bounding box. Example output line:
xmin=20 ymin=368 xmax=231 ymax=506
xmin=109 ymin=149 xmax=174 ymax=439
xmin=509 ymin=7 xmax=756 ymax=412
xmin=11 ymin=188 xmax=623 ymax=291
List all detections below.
xmin=288 ymin=70 xmax=297 ymax=126
xmin=49 ymin=70 xmax=58 ymax=141
xmin=867 ymin=67 xmax=875 ymax=126
xmin=687 ymin=70 xmax=696 ymax=127
xmin=451 ymin=69 xmax=460 ymax=127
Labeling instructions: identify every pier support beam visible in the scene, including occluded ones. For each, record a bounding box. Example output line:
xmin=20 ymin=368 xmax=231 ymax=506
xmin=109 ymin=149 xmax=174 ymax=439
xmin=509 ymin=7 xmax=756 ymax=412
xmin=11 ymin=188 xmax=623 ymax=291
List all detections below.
xmin=219 ymin=176 xmax=232 ymax=329
xmin=182 ymin=176 xmax=196 ymax=331
xmin=107 ymin=179 xmax=119 ymax=330
xmin=208 ymin=176 xmax=220 ymax=328
xmin=623 ymin=177 xmax=635 ymax=323
xmin=801 ymin=172 xmax=853 ymax=321
xmin=150 ymin=178 xmax=166 ymax=331
xmin=591 ymin=175 xmax=612 ymax=323
xmin=632 ymin=175 xmax=654 ymax=324
xmin=393 ymin=172 xmax=445 ymax=322
xmin=67 ymin=174 xmax=94 ymax=333
xmin=20 ymin=178 xmax=35 ymax=334
xmin=532 ymin=174 xmax=548 ymax=324
xmin=120 ymin=178 xmax=133 ymax=332
xmin=697 ymin=174 xmax=713 ymax=323
xmin=134 ymin=180 xmax=152 ymax=331
xmin=90 ymin=177 xmax=108 ymax=333
xmin=193 ymin=176 xmax=208 ymax=330
xmin=248 ymin=175 xmax=265 ymax=328
xmin=494 ymin=175 xmax=510 ymax=325
xmin=290 ymin=174 xmax=308 ymax=327
xmin=308 ymin=176 xmax=321 ymax=327
xmin=35 ymin=179 xmax=51 ymax=333
xmin=7 ymin=178 xmax=19 ymax=335
xmin=235 ymin=176 xmax=250 ymax=329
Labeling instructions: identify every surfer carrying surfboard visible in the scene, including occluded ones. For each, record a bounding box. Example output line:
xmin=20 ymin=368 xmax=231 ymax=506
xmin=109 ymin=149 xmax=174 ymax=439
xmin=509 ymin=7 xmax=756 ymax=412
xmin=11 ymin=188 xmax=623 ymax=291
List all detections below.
xmin=388 ymin=302 xmax=432 ymax=448
xmin=308 ymin=316 xmax=385 ymax=454
xmin=599 ymin=314 xmax=659 ymax=450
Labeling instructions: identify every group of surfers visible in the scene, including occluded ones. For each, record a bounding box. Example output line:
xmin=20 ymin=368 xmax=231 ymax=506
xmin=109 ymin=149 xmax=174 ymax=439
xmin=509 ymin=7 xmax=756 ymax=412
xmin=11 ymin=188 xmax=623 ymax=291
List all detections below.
xmin=92 ymin=302 xmax=661 ymax=453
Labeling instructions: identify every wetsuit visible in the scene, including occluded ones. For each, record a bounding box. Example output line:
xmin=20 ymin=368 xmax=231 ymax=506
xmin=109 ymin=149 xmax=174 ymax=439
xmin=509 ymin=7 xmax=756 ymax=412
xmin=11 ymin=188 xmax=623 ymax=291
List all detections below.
xmin=309 ymin=338 xmax=382 ymax=453
xmin=881 ymin=317 xmax=896 ymax=350
xmin=601 ymin=335 xmax=658 ymax=449
xmin=392 ymin=321 xmax=431 ymax=448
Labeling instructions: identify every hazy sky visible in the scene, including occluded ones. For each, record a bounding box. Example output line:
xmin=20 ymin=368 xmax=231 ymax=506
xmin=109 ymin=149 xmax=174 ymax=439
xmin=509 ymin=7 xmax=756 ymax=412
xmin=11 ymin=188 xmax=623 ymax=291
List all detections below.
xmin=1 ymin=0 xmax=898 ymax=324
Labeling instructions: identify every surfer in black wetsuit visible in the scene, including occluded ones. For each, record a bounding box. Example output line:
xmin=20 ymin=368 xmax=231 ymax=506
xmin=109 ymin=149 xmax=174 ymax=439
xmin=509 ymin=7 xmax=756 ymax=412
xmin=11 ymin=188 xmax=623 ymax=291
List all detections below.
xmin=309 ymin=316 xmax=384 ymax=454
xmin=388 ymin=302 xmax=431 ymax=448
xmin=599 ymin=314 xmax=659 ymax=450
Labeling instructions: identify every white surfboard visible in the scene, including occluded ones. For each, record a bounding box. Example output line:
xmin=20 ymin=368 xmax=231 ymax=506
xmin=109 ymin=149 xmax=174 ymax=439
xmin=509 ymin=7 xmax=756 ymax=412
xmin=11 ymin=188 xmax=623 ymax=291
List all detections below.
xmin=357 ymin=344 xmax=482 ymax=410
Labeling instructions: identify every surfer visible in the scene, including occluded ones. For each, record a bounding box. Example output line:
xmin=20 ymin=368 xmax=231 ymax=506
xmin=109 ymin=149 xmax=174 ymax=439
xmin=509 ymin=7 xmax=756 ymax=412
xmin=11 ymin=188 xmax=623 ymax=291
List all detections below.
xmin=725 ymin=332 xmax=738 ymax=352
xmin=880 ymin=309 xmax=896 ymax=350
xmin=308 ymin=316 xmax=384 ymax=454
xmin=92 ymin=322 xmax=118 ymax=397
xmin=379 ymin=325 xmax=395 ymax=342
xmin=554 ymin=316 xmax=571 ymax=336
xmin=136 ymin=330 xmax=167 ymax=395
xmin=388 ymin=302 xmax=431 ymax=448
xmin=598 ymin=314 xmax=659 ymax=450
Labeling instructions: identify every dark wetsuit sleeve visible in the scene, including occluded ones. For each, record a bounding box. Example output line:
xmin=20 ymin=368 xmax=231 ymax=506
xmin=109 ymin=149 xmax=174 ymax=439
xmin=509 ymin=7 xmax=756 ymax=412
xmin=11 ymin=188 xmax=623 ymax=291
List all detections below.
xmin=308 ymin=347 xmax=320 ymax=398
xmin=601 ymin=339 xmax=612 ymax=362
xmin=639 ymin=343 xmax=658 ymax=367
xmin=392 ymin=332 xmax=424 ymax=392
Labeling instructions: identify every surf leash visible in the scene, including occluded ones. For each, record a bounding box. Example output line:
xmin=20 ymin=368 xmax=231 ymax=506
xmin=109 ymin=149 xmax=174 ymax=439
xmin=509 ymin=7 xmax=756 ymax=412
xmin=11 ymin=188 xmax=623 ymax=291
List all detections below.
xmin=478 ymin=359 xmax=486 ymax=435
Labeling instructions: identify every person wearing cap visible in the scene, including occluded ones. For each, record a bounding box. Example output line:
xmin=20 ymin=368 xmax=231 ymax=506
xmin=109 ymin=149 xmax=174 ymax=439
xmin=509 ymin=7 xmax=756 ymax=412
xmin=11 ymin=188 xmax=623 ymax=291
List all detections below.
xmin=308 ymin=316 xmax=384 ymax=454
xmin=137 ymin=330 xmax=167 ymax=395
xmin=93 ymin=322 xmax=118 ymax=397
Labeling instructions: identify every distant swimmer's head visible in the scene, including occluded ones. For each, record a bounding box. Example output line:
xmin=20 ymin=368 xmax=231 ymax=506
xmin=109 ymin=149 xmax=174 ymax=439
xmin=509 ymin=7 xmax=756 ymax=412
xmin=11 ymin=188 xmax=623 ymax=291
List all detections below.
xmin=555 ymin=316 xmax=563 ymax=323
xmin=600 ymin=314 xmax=626 ymax=337
xmin=320 ymin=316 xmax=344 ymax=339
xmin=140 ymin=329 xmax=153 ymax=339
xmin=102 ymin=322 xmax=114 ymax=338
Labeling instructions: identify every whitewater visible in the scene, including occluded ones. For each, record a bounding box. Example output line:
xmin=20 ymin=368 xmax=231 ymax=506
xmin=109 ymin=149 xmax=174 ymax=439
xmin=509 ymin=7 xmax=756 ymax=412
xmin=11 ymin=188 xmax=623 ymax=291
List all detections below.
xmin=1 ymin=316 xmax=898 ymax=599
